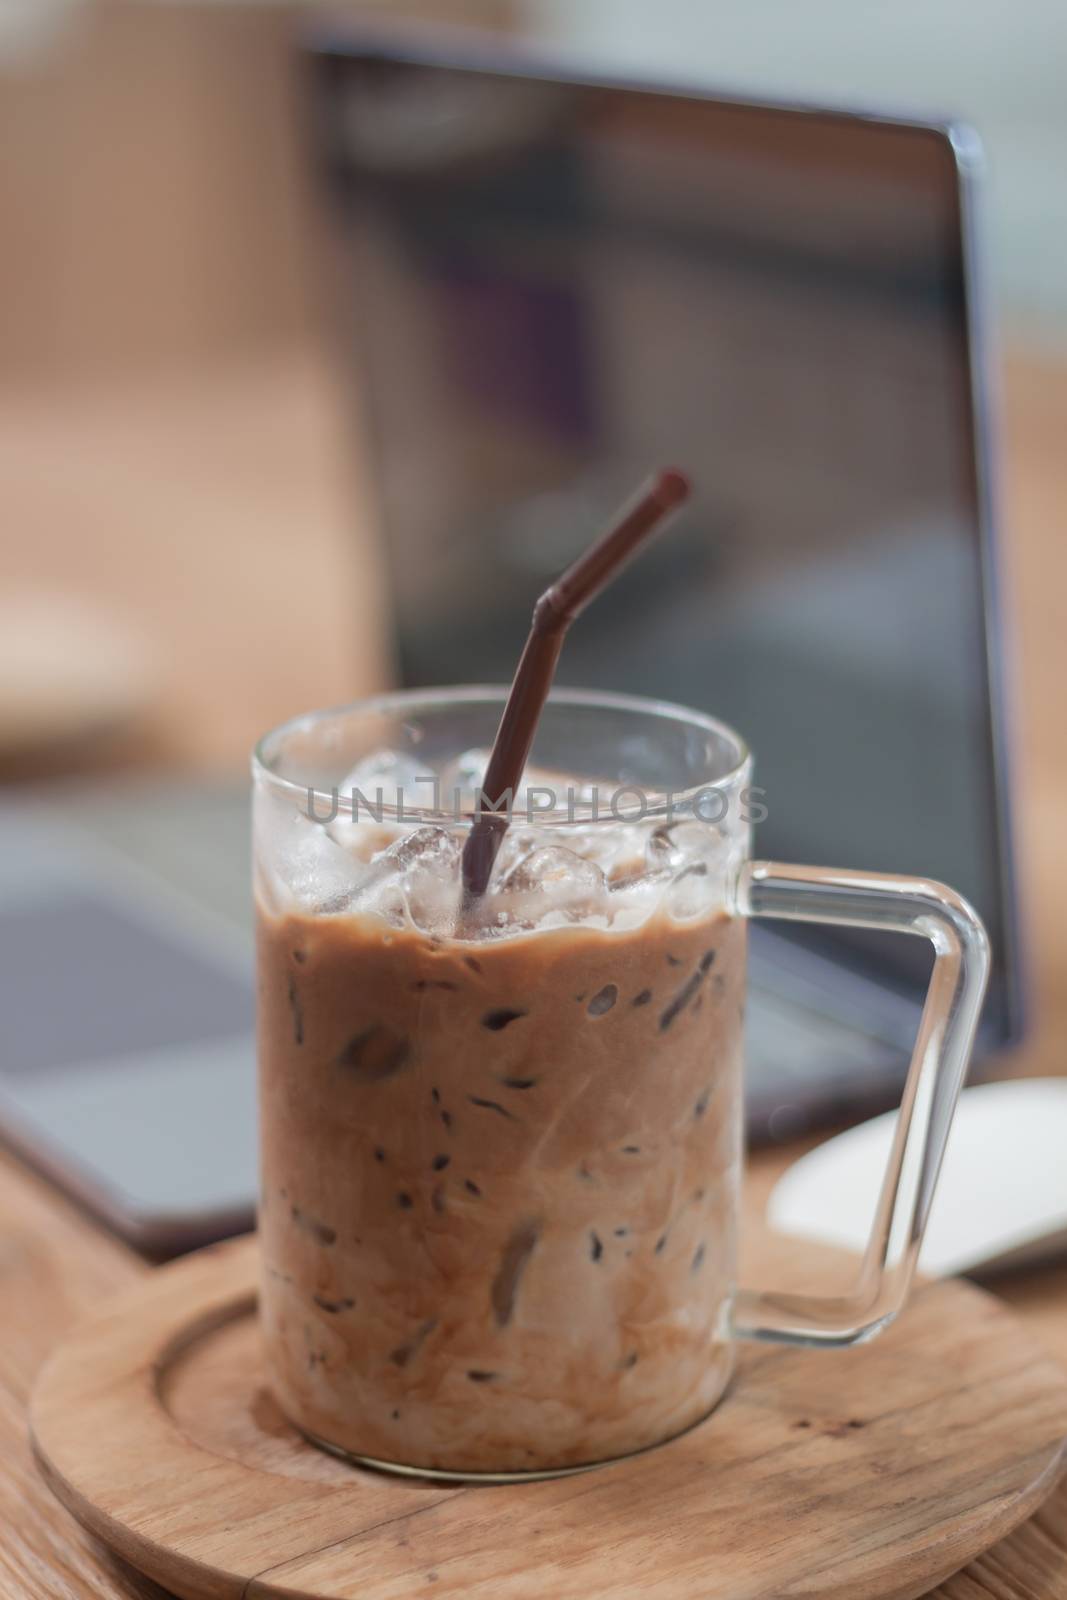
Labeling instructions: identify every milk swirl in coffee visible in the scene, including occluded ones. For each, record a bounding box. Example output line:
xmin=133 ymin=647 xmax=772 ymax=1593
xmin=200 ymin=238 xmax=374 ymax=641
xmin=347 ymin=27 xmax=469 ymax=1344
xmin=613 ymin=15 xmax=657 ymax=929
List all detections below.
xmin=256 ymin=752 xmax=746 ymax=1475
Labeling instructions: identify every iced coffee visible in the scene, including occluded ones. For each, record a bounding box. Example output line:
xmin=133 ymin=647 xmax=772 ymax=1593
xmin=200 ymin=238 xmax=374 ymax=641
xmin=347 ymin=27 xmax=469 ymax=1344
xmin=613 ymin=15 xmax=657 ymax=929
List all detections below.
xmin=255 ymin=693 xmax=750 ymax=1477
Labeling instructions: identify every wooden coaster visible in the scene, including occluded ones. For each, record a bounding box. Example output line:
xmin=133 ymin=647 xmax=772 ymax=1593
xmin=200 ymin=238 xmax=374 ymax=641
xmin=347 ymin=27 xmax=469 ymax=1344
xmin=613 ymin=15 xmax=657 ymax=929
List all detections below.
xmin=30 ymin=1234 xmax=1067 ymax=1600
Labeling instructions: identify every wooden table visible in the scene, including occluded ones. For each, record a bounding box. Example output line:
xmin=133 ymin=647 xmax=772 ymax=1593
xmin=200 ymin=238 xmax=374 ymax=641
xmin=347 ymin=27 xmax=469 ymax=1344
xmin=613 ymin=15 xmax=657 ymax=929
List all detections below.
xmin=2 ymin=348 xmax=1067 ymax=1597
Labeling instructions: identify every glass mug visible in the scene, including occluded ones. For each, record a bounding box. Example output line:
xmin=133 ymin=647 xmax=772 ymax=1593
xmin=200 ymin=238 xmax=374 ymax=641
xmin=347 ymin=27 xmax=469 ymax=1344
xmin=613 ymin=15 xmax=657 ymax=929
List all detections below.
xmin=253 ymin=688 xmax=989 ymax=1481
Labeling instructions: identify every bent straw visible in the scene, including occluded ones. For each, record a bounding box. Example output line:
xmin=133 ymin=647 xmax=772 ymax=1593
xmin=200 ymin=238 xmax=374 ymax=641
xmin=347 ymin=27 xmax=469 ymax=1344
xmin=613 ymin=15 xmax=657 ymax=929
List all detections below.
xmin=460 ymin=467 xmax=691 ymax=907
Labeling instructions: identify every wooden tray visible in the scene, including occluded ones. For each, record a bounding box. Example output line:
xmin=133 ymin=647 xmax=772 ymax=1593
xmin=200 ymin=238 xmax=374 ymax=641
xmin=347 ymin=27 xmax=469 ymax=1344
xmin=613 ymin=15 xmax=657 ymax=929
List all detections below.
xmin=30 ymin=1234 xmax=1067 ymax=1600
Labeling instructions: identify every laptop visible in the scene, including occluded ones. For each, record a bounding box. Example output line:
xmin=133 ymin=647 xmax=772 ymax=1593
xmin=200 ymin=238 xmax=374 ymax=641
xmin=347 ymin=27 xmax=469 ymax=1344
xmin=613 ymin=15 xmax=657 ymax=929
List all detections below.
xmin=0 ymin=32 xmax=1023 ymax=1252
xmin=308 ymin=27 xmax=1023 ymax=1137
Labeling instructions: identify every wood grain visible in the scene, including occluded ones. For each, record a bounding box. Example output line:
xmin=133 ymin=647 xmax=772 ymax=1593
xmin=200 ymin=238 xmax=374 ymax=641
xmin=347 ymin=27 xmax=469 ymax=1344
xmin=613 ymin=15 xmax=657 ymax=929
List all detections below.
xmin=29 ymin=1234 xmax=1067 ymax=1600
xmin=0 ymin=1153 xmax=166 ymax=1600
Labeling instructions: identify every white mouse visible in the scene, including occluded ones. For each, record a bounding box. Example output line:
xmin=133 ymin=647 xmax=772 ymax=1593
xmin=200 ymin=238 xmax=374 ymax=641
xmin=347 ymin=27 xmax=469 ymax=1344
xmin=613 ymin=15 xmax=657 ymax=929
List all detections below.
xmin=767 ymin=1077 xmax=1067 ymax=1276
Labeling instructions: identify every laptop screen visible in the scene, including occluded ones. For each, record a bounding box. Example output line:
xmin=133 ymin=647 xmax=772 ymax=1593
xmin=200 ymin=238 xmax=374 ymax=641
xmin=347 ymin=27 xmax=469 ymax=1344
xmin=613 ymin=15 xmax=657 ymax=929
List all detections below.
xmin=308 ymin=33 xmax=1020 ymax=1048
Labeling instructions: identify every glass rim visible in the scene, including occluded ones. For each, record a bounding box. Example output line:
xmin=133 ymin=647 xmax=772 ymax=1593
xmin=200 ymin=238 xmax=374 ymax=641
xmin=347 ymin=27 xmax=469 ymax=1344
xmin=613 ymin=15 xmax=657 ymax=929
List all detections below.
xmin=251 ymin=684 xmax=752 ymax=827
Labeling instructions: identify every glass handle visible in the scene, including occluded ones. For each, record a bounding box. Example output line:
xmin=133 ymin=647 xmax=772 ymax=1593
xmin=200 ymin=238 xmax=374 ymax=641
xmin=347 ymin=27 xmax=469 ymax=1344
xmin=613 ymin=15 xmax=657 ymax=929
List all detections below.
xmin=732 ymin=860 xmax=990 ymax=1347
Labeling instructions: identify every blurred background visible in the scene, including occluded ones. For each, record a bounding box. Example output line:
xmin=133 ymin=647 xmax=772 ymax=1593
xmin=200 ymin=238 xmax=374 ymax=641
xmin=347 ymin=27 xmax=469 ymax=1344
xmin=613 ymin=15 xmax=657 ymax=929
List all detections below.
xmin=0 ymin=0 xmax=1064 ymax=777
xmin=6 ymin=18 xmax=1067 ymax=1586
xmin=2 ymin=0 xmax=1067 ymax=1241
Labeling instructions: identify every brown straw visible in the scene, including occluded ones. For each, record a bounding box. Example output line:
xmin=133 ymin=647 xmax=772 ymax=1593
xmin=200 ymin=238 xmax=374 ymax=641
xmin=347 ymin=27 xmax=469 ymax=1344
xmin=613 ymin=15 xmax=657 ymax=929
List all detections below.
xmin=460 ymin=467 xmax=691 ymax=905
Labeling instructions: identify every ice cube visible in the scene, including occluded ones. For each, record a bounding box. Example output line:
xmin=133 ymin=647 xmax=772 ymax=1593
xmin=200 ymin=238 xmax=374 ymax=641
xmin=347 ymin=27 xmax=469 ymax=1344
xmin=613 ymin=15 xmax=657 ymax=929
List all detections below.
xmin=586 ymin=825 xmax=652 ymax=877
xmin=366 ymin=825 xmax=462 ymax=936
xmin=642 ymin=820 xmax=729 ymax=920
xmin=330 ymin=748 xmax=437 ymax=849
xmin=379 ymin=825 xmax=460 ymax=876
xmin=266 ymin=814 xmax=368 ymax=912
xmin=490 ymin=825 xmax=543 ymax=879
xmin=608 ymin=865 xmax=671 ymax=928
xmin=646 ymin=820 xmax=723 ymax=873
xmin=493 ymin=845 xmax=607 ymax=928
xmin=645 ymin=822 xmax=682 ymax=873
xmin=666 ymin=863 xmax=712 ymax=920
xmin=339 ymin=748 xmax=435 ymax=813
xmin=501 ymin=844 xmax=604 ymax=895
xmin=344 ymin=875 xmax=407 ymax=927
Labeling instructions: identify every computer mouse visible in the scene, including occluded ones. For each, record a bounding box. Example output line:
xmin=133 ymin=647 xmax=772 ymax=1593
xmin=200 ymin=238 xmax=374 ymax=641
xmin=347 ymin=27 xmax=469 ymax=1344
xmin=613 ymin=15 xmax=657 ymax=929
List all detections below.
xmin=767 ymin=1077 xmax=1067 ymax=1277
